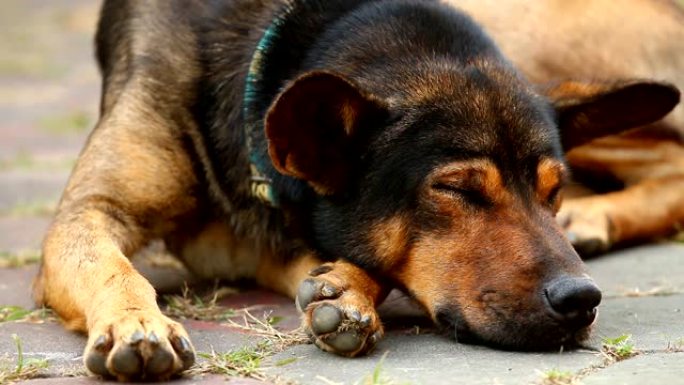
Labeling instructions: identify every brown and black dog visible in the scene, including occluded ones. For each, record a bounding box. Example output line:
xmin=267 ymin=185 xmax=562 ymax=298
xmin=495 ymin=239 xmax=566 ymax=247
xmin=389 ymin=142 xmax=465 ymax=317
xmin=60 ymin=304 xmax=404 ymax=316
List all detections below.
xmin=33 ymin=0 xmax=680 ymax=381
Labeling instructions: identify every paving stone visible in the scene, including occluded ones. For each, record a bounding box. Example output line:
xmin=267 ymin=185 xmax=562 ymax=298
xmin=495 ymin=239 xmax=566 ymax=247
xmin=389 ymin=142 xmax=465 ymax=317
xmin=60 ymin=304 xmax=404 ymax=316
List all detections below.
xmin=266 ymin=334 xmax=602 ymax=385
xmin=0 ymin=265 xmax=36 ymax=308
xmin=0 ymin=217 xmax=51 ymax=253
xmin=0 ymin=171 xmax=68 ymax=212
xmin=0 ymin=322 xmax=85 ymax=376
xmin=582 ymin=353 xmax=684 ymax=385
xmin=0 ymin=319 xmax=260 ymax=377
xmin=590 ymin=294 xmax=684 ymax=351
xmin=586 ymin=243 xmax=684 ymax=297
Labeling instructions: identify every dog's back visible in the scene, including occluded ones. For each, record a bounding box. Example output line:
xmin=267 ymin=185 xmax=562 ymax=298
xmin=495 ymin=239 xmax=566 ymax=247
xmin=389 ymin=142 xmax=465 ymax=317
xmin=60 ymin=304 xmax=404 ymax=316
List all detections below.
xmin=450 ymin=0 xmax=684 ymax=136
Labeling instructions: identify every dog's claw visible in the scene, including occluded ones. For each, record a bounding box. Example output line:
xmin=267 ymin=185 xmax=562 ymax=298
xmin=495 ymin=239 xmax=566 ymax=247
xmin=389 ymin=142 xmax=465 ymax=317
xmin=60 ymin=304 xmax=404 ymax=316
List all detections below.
xmin=171 ymin=336 xmax=195 ymax=370
xmin=369 ymin=331 xmax=382 ymax=345
xmin=321 ymin=284 xmax=339 ymax=297
xmin=130 ymin=330 xmax=145 ymax=344
xmin=296 ymin=278 xmax=342 ymax=312
xmin=148 ymin=331 xmax=160 ymax=345
xmin=359 ymin=314 xmax=371 ymax=327
xmin=93 ymin=335 xmax=109 ymax=350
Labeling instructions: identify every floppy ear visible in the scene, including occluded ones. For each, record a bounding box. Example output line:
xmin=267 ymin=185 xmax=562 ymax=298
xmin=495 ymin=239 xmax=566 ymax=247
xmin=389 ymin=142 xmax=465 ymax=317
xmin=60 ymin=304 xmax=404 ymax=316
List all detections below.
xmin=543 ymin=80 xmax=680 ymax=151
xmin=265 ymin=71 xmax=388 ymax=195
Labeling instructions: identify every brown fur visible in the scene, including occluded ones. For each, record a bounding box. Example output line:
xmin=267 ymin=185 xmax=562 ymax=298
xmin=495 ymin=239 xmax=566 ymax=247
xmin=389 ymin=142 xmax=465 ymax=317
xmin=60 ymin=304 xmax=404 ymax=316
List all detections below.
xmin=449 ymin=0 xmax=684 ymax=252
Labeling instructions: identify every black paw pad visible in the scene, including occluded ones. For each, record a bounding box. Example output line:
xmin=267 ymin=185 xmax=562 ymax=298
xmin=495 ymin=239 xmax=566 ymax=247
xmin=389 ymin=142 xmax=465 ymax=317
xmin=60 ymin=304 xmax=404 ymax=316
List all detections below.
xmin=146 ymin=345 xmax=174 ymax=375
xmin=311 ymin=304 xmax=342 ymax=335
xmin=296 ymin=279 xmax=341 ymax=312
xmin=111 ymin=344 xmax=142 ymax=376
xmin=323 ymin=330 xmax=363 ymax=353
xmin=85 ymin=335 xmax=111 ymax=376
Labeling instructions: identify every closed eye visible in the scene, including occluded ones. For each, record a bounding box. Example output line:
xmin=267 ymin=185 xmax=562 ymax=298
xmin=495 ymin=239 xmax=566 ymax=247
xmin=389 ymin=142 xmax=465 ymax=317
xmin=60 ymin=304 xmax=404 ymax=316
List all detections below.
xmin=546 ymin=184 xmax=563 ymax=211
xmin=432 ymin=182 xmax=492 ymax=208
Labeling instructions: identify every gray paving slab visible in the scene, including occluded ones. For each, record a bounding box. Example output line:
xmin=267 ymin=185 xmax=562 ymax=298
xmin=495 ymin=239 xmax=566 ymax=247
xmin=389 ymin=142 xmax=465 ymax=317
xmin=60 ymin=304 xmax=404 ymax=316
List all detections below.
xmin=0 ymin=171 xmax=68 ymax=213
xmin=266 ymin=334 xmax=601 ymax=385
xmin=0 ymin=265 xmax=36 ymax=308
xmin=0 ymin=217 xmax=50 ymax=254
xmin=0 ymin=319 xmax=259 ymax=377
xmin=0 ymin=322 xmax=84 ymax=376
xmin=589 ymin=294 xmax=684 ymax=351
xmin=586 ymin=243 xmax=684 ymax=297
xmin=582 ymin=352 xmax=684 ymax=385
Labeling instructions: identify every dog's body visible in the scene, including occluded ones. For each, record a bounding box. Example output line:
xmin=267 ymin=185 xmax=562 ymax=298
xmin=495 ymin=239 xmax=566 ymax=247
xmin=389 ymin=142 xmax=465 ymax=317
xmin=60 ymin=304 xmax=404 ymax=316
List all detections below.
xmin=33 ymin=0 xmax=679 ymax=381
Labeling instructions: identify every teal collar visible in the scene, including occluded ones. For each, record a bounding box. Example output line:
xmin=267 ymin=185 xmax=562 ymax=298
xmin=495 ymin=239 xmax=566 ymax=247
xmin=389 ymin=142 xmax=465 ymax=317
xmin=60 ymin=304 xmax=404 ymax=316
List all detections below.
xmin=243 ymin=2 xmax=299 ymax=207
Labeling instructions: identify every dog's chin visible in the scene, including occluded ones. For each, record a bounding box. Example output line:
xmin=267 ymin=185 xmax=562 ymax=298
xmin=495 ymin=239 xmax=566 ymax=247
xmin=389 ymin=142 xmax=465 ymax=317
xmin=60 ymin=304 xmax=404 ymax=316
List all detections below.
xmin=437 ymin=310 xmax=594 ymax=351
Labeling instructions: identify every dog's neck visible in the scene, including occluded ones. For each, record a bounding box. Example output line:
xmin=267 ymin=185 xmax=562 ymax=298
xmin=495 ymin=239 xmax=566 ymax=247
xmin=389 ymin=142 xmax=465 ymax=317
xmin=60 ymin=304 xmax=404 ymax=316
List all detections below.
xmin=242 ymin=1 xmax=298 ymax=207
xmin=242 ymin=0 xmax=373 ymax=207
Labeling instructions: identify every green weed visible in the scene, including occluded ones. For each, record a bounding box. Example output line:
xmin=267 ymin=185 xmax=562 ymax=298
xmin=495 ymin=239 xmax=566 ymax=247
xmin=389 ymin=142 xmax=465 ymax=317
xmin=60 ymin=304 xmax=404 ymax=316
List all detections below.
xmin=0 ymin=334 xmax=49 ymax=384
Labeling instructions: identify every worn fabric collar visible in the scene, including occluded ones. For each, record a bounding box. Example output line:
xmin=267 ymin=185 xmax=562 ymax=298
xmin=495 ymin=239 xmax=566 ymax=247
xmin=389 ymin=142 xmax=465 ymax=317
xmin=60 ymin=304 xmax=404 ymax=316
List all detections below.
xmin=243 ymin=1 xmax=300 ymax=208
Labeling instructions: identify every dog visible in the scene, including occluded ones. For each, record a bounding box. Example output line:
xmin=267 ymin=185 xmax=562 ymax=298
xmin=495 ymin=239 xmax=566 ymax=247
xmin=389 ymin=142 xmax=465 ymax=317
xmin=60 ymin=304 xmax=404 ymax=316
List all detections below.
xmin=449 ymin=0 xmax=684 ymax=255
xmin=32 ymin=0 xmax=679 ymax=381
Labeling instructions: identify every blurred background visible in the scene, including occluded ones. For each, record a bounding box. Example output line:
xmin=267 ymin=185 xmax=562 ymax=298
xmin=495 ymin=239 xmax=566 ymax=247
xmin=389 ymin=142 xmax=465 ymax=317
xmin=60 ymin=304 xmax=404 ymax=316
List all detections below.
xmin=0 ymin=0 xmax=100 ymax=261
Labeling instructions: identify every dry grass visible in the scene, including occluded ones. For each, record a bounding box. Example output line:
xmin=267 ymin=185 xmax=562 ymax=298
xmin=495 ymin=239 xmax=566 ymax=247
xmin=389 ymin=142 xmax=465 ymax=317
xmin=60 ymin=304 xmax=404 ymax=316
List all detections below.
xmin=619 ymin=286 xmax=680 ymax=298
xmin=223 ymin=310 xmax=308 ymax=351
xmin=162 ymin=285 xmax=237 ymax=321
xmin=666 ymin=338 xmax=684 ymax=353
xmin=188 ymin=310 xmax=307 ymax=384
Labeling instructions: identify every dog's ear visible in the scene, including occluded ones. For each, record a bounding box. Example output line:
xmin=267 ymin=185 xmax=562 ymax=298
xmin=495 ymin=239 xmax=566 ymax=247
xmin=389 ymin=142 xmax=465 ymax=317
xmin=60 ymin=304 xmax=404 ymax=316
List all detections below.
xmin=543 ymin=80 xmax=680 ymax=150
xmin=265 ymin=71 xmax=388 ymax=195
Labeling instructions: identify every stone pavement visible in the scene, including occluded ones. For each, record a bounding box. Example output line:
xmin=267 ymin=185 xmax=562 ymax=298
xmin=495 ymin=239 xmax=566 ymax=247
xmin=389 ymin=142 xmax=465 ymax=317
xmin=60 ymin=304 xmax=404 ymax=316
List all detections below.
xmin=1 ymin=1 xmax=683 ymax=384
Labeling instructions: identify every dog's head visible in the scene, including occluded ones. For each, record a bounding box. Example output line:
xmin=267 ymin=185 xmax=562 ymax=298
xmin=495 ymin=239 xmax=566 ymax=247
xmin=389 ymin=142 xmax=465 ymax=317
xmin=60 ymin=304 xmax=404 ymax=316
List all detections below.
xmin=264 ymin=64 xmax=678 ymax=349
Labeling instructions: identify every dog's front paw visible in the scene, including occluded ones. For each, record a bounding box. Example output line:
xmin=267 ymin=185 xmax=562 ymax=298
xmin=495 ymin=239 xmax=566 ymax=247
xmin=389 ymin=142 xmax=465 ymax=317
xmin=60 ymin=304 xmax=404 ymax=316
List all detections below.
xmin=558 ymin=198 xmax=613 ymax=256
xmin=296 ymin=268 xmax=382 ymax=357
xmin=84 ymin=310 xmax=195 ymax=381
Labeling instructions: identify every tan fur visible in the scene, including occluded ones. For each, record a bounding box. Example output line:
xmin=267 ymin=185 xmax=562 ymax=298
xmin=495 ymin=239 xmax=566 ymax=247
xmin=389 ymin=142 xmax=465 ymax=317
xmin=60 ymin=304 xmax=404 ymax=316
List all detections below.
xmin=368 ymin=215 xmax=410 ymax=269
xmin=445 ymin=0 xmax=684 ymax=248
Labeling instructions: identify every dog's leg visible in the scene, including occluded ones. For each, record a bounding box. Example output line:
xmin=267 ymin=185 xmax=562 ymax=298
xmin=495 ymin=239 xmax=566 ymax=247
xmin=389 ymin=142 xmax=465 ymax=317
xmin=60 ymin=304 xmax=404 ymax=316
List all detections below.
xmin=33 ymin=99 xmax=199 ymax=380
xmin=559 ymin=176 xmax=684 ymax=255
xmin=255 ymin=255 xmax=389 ymax=357
xmin=561 ymin=134 xmax=684 ymax=255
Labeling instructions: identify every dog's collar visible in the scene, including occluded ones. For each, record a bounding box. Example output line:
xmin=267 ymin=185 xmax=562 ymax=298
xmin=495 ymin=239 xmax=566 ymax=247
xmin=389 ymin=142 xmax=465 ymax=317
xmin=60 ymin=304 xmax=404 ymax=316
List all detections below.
xmin=243 ymin=2 xmax=300 ymax=208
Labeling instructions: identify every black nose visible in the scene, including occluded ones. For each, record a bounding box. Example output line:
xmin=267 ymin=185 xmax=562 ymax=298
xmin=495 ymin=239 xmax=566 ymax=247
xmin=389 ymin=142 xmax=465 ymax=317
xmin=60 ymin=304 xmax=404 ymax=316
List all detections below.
xmin=545 ymin=276 xmax=601 ymax=328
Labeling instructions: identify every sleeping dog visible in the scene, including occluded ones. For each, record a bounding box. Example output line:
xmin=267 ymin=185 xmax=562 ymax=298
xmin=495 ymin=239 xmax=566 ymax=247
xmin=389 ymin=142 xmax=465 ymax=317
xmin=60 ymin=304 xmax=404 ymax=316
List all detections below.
xmin=33 ymin=0 xmax=679 ymax=380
